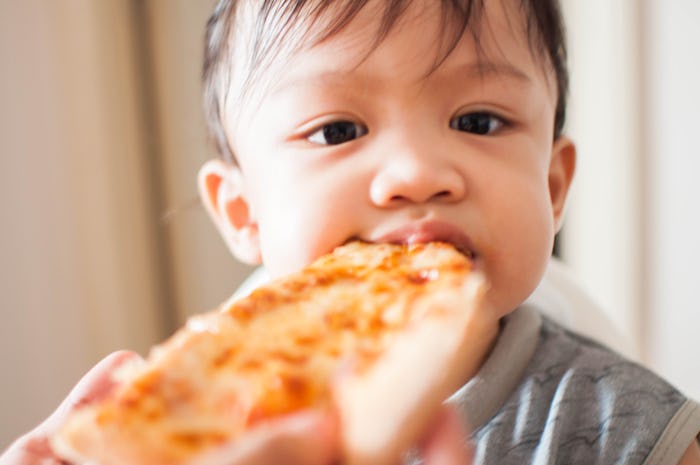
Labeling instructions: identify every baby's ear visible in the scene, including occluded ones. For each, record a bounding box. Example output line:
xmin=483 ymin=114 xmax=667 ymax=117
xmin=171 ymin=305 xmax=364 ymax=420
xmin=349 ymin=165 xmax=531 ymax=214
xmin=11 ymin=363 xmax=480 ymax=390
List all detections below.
xmin=548 ymin=136 xmax=577 ymax=232
xmin=198 ymin=159 xmax=262 ymax=265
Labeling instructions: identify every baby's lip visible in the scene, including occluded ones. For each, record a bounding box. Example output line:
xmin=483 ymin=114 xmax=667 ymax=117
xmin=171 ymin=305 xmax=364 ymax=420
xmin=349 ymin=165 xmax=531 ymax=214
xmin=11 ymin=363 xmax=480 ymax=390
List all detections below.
xmin=373 ymin=221 xmax=476 ymax=259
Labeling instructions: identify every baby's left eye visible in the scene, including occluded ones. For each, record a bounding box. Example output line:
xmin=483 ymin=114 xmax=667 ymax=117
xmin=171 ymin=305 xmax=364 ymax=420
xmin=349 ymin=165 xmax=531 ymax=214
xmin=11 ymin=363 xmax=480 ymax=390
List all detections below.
xmin=449 ymin=112 xmax=504 ymax=135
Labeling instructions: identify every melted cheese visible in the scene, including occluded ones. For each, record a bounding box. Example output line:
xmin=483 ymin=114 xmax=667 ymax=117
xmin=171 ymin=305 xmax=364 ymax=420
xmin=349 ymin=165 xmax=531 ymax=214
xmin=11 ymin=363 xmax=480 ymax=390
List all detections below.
xmin=57 ymin=241 xmax=473 ymax=464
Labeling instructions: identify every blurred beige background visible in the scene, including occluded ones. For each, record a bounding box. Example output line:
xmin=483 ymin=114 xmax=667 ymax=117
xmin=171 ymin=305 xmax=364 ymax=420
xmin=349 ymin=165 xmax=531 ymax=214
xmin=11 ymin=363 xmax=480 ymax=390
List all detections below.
xmin=1 ymin=0 xmax=698 ymax=450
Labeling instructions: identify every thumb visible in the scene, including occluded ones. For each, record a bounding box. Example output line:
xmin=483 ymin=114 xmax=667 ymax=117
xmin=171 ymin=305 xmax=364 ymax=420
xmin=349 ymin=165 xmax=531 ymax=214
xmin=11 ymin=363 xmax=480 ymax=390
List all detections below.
xmin=214 ymin=410 xmax=339 ymax=465
xmin=2 ymin=351 xmax=142 ymax=464
xmin=420 ymin=406 xmax=474 ymax=465
xmin=38 ymin=350 xmax=143 ymax=436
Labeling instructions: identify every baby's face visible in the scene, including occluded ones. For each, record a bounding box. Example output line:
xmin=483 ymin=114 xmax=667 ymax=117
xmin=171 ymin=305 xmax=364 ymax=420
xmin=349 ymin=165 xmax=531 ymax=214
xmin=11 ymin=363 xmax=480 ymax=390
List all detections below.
xmin=216 ymin=0 xmax=575 ymax=317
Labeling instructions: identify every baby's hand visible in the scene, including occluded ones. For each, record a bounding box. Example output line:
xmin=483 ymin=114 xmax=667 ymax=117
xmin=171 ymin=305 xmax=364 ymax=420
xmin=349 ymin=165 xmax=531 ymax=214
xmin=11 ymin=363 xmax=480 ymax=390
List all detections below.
xmin=0 ymin=351 xmax=141 ymax=465
xmin=223 ymin=405 xmax=473 ymax=465
xmin=418 ymin=406 xmax=475 ymax=464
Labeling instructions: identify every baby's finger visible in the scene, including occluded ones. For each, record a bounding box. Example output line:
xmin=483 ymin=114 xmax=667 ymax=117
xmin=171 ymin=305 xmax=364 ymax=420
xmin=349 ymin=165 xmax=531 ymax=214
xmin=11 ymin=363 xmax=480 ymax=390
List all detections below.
xmin=40 ymin=350 xmax=143 ymax=435
xmin=213 ymin=411 xmax=339 ymax=465
xmin=420 ymin=406 xmax=474 ymax=465
xmin=2 ymin=351 xmax=142 ymax=464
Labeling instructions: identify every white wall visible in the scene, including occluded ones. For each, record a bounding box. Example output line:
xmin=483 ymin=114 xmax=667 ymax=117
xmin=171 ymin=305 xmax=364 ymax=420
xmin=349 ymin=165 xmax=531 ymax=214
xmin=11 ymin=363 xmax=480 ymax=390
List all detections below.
xmin=644 ymin=0 xmax=700 ymax=399
xmin=561 ymin=0 xmax=644 ymax=356
xmin=561 ymin=0 xmax=700 ymax=398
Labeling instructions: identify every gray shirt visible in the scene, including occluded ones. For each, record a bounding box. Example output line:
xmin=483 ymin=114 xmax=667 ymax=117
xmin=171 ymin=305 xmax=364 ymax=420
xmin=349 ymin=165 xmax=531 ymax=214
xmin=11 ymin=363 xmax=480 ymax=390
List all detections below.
xmin=442 ymin=305 xmax=700 ymax=465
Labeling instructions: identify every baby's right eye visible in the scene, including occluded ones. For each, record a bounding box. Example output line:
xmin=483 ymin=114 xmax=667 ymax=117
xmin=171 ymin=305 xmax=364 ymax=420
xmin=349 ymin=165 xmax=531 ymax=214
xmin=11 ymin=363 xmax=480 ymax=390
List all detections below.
xmin=307 ymin=121 xmax=368 ymax=146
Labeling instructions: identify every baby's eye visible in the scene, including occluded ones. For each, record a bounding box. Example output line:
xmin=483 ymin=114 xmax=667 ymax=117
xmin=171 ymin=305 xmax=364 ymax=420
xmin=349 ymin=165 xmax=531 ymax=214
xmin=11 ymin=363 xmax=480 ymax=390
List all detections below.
xmin=449 ymin=112 xmax=504 ymax=135
xmin=307 ymin=121 xmax=368 ymax=146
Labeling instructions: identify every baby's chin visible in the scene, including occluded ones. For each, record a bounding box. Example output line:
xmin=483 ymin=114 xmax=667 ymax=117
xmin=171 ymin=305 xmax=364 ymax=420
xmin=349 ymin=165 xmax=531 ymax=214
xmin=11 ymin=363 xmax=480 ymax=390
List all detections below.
xmin=261 ymin=249 xmax=329 ymax=279
xmin=485 ymin=264 xmax=549 ymax=319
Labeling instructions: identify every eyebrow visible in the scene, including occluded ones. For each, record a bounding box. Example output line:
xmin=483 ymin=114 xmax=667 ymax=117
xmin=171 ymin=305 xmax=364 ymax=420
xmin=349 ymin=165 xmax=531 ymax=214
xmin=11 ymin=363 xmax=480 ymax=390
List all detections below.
xmin=449 ymin=60 xmax=532 ymax=83
xmin=272 ymin=59 xmax=532 ymax=95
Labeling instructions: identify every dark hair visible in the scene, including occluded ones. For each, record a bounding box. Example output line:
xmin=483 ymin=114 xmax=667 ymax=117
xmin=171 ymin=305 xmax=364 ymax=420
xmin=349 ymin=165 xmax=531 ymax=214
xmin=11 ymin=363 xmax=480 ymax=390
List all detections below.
xmin=203 ymin=0 xmax=569 ymax=163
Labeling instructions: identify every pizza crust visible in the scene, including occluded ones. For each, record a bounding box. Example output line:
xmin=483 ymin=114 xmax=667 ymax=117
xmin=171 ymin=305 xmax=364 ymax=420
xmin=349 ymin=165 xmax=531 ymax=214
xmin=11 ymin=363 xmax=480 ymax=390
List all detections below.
xmin=335 ymin=273 xmax=488 ymax=465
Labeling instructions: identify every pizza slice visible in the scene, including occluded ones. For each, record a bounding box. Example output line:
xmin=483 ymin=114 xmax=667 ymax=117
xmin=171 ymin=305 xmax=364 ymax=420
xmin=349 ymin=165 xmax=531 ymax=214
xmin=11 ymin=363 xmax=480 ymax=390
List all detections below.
xmin=51 ymin=241 xmax=487 ymax=465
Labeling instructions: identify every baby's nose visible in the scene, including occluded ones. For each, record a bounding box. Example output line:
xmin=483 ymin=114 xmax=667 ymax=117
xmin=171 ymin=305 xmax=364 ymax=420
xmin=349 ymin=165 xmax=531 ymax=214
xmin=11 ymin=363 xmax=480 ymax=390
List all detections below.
xmin=369 ymin=156 xmax=466 ymax=206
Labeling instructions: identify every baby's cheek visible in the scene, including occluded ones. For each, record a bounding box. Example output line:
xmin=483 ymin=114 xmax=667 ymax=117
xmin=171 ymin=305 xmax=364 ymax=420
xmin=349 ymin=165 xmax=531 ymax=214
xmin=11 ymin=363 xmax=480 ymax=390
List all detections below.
xmin=487 ymin=224 xmax=552 ymax=314
xmin=259 ymin=223 xmax=345 ymax=279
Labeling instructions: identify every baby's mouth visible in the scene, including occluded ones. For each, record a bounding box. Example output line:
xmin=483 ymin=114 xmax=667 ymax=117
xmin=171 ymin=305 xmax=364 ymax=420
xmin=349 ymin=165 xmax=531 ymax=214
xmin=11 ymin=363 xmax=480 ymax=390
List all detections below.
xmin=454 ymin=244 xmax=476 ymax=261
xmin=370 ymin=221 xmax=478 ymax=262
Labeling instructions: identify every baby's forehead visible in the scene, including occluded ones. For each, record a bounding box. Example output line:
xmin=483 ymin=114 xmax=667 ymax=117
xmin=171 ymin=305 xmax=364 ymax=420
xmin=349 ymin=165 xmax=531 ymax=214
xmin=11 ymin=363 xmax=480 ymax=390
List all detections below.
xmin=226 ymin=0 xmax=549 ymax=100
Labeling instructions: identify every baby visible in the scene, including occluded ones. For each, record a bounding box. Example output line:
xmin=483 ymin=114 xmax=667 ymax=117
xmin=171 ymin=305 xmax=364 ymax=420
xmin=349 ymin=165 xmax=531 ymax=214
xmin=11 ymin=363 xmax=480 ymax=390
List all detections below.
xmin=3 ymin=0 xmax=699 ymax=464
xmin=197 ymin=0 xmax=700 ymax=463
